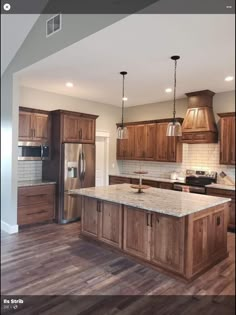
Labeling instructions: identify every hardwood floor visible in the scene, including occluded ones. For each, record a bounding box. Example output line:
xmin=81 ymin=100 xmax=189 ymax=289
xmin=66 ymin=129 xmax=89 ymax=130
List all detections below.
xmin=1 ymin=222 xmax=235 ymax=314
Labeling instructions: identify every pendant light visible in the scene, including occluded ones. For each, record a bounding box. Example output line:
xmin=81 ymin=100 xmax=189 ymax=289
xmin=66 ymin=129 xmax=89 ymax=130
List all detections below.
xmin=117 ymin=71 xmax=128 ymax=139
xmin=166 ymin=56 xmax=182 ymax=137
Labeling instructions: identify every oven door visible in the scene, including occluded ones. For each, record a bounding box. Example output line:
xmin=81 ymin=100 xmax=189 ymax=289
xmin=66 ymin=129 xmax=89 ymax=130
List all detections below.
xmin=173 ymin=183 xmax=206 ymax=194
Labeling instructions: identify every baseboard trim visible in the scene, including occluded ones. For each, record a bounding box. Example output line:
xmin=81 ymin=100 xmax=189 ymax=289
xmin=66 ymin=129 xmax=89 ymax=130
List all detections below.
xmin=1 ymin=221 xmax=18 ymax=234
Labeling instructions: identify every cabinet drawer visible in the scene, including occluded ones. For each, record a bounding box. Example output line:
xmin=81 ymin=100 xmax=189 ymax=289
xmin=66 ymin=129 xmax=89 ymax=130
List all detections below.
xmin=206 ymin=188 xmax=235 ymax=198
xmin=109 ymin=176 xmax=131 ymax=185
xmin=142 ymin=179 xmax=158 ymax=187
xmin=158 ymin=182 xmax=173 ymax=190
xmin=18 ymin=204 xmax=54 ymax=225
xmin=18 ymin=185 xmax=55 ymax=207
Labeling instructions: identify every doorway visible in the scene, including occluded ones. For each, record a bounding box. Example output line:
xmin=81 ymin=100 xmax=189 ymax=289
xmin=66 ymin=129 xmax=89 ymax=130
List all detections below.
xmin=96 ymin=131 xmax=109 ymax=186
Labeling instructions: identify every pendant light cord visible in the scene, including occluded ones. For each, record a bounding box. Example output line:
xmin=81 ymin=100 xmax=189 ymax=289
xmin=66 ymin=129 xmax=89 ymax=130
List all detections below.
xmin=173 ymin=59 xmax=177 ymax=123
xmin=121 ymin=74 xmax=125 ymax=127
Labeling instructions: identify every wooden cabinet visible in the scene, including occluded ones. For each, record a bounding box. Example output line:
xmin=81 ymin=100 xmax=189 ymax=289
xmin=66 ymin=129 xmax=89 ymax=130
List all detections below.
xmin=150 ymin=213 xmax=185 ymax=273
xmin=117 ymin=125 xmax=135 ymax=159
xmin=156 ymin=122 xmax=182 ymax=162
xmin=19 ymin=107 xmax=51 ymax=142
xmin=158 ymin=182 xmax=173 ymax=190
xmin=206 ymin=187 xmax=235 ymax=231
xmin=123 ymin=206 xmax=150 ymax=259
xmin=81 ymin=197 xmax=99 ymax=238
xmin=109 ymin=175 xmax=131 ymax=185
xmin=218 ymin=112 xmax=235 ymax=165
xmin=18 ymin=184 xmax=55 ymax=225
xmin=63 ymin=114 xmax=96 ymax=143
xmin=99 ymin=201 xmax=122 ymax=248
xmin=81 ymin=197 xmax=122 ymax=247
xmin=134 ymin=124 xmax=156 ymax=160
xmin=116 ymin=119 xmax=183 ymax=162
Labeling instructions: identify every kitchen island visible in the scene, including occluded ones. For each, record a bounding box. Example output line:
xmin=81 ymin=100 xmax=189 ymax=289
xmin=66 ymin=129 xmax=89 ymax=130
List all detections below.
xmin=70 ymin=184 xmax=231 ymax=281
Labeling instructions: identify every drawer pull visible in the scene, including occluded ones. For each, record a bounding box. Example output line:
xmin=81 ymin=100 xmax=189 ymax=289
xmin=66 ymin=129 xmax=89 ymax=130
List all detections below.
xmin=26 ymin=210 xmax=48 ymax=215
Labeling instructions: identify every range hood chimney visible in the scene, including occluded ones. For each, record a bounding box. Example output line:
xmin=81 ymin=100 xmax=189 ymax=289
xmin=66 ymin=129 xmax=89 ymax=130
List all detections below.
xmin=181 ymin=90 xmax=218 ymax=143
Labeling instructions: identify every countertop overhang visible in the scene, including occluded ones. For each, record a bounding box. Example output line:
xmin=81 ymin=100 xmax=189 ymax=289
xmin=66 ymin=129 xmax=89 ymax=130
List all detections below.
xmin=70 ymin=183 xmax=231 ymax=217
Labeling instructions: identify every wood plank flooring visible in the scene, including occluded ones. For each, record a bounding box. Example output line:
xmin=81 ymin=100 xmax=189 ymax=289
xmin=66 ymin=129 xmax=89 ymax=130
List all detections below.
xmin=1 ymin=222 xmax=235 ymax=314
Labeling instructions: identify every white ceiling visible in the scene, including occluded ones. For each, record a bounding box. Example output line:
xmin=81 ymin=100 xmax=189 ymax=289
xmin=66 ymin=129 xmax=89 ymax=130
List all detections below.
xmin=1 ymin=14 xmax=39 ymax=76
xmin=18 ymin=14 xmax=235 ymax=107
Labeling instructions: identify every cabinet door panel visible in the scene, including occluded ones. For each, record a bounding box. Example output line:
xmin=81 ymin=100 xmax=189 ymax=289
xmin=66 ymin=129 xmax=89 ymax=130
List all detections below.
xmin=151 ymin=214 xmax=185 ymax=273
xmin=145 ymin=124 xmax=156 ymax=160
xmin=33 ymin=113 xmax=49 ymax=141
xmin=63 ymin=115 xmax=79 ymax=142
xmin=156 ymin=123 xmax=168 ymax=161
xmin=78 ymin=118 xmax=95 ymax=143
xmin=123 ymin=206 xmax=149 ymax=259
xmin=220 ymin=117 xmax=231 ymax=164
xmin=134 ymin=125 xmax=146 ymax=159
xmin=19 ymin=111 xmax=32 ymax=140
xmin=230 ymin=116 xmax=235 ymax=164
xmin=127 ymin=125 xmax=135 ymax=159
xmin=81 ymin=197 xmax=99 ymax=238
xmin=99 ymin=201 xmax=122 ymax=248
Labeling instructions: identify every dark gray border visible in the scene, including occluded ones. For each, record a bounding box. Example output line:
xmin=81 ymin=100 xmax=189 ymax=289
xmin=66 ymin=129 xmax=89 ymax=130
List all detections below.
xmin=1 ymin=0 xmax=235 ymax=14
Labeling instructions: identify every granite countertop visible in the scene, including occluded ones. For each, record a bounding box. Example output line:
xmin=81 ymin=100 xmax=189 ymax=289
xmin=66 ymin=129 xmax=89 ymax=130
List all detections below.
xmin=205 ymin=183 xmax=235 ymax=191
xmin=109 ymin=173 xmax=186 ymax=183
xmin=70 ymin=183 xmax=231 ymax=217
xmin=18 ymin=180 xmax=56 ymax=187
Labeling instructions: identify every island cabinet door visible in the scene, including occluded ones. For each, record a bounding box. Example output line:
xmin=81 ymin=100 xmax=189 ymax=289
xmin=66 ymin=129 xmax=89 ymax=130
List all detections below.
xmin=99 ymin=201 xmax=122 ymax=248
xmin=123 ymin=206 xmax=150 ymax=260
xmin=81 ymin=196 xmax=99 ymax=238
xmin=150 ymin=213 xmax=185 ymax=274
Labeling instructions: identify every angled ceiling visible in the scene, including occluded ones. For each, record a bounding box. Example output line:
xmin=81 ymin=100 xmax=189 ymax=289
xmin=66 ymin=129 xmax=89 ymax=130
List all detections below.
xmin=1 ymin=14 xmax=39 ymax=76
xmin=18 ymin=14 xmax=235 ymax=106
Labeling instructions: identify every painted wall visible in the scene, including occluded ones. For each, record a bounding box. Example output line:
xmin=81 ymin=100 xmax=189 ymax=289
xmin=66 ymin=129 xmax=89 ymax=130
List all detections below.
xmin=124 ymin=90 xmax=235 ymax=124
xmin=20 ymin=86 xmax=121 ymax=173
xmin=1 ymin=14 xmax=127 ymax=230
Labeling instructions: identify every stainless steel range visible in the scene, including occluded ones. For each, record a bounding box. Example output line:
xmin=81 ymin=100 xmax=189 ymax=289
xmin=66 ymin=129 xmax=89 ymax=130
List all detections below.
xmin=173 ymin=170 xmax=217 ymax=194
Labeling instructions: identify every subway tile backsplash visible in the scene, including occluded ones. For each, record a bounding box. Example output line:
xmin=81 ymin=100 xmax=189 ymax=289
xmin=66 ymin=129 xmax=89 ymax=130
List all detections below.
xmin=118 ymin=143 xmax=235 ymax=183
xmin=18 ymin=161 xmax=42 ymax=181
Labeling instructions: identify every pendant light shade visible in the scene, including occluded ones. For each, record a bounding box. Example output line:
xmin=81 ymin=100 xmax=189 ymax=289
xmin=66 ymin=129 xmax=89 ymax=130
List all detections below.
xmin=166 ymin=56 xmax=182 ymax=137
xmin=117 ymin=71 xmax=128 ymax=139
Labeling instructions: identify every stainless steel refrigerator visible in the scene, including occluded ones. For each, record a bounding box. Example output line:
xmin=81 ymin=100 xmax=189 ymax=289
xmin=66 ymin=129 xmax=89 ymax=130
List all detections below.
xmin=62 ymin=143 xmax=95 ymax=223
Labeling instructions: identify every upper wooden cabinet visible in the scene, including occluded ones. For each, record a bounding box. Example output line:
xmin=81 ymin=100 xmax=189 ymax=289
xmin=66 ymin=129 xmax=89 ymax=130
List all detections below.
xmin=63 ymin=113 xmax=97 ymax=143
xmin=134 ymin=123 xmax=156 ymax=160
xmin=218 ymin=112 xmax=235 ymax=165
xmin=117 ymin=118 xmax=183 ymax=162
xmin=51 ymin=110 xmax=98 ymax=144
xmin=19 ymin=107 xmax=51 ymax=142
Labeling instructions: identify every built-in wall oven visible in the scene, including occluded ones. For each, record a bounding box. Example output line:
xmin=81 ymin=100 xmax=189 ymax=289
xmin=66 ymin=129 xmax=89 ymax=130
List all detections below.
xmin=18 ymin=142 xmax=50 ymax=161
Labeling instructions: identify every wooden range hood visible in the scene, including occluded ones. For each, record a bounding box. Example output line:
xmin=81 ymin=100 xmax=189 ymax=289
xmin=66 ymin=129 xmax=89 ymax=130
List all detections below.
xmin=181 ymin=90 xmax=218 ymax=143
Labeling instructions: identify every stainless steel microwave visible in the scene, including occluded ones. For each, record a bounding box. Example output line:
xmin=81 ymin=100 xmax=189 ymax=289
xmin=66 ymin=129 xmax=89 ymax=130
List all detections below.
xmin=18 ymin=142 xmax=50 ymax=161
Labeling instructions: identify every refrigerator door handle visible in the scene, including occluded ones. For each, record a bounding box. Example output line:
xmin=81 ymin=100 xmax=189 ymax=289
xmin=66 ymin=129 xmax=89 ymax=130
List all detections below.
xmin=83 ymin=152 xmax=86 ymax=178
xmin=79 ymin=152 xmax=83 ymax=180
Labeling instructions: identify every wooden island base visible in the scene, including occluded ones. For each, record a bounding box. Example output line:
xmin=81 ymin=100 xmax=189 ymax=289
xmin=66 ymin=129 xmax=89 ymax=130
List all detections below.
xmin=81 ymin=196 xmax=229 ymax=282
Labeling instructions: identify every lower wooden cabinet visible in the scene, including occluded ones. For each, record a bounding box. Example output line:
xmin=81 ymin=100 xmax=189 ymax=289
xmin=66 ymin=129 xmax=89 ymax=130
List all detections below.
xmin=81 ymin=196 xmax=229 ymax=280
xmin=123 ymin=206 xmax=150 ymax=259
xmin=81 ymin=197 xmax=99 ymax=238
xmin=109 ymin=175 xmax=131 ymax=185
xmin=99 ymin=201 xmax=122 ymax=248
xmin=206 ymin=187 xmax=235 ymax=231
xmin=150 ymin=213 xmax=185 ymax=273
xmin=18 ymin=184 xmax=55 ymax=225
xmin=81 ymin=197 xmax=122 ymax=248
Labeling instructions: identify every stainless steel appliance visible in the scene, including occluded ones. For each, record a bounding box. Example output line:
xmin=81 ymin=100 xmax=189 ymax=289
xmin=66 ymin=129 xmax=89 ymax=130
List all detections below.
xmin=18 ymin=141 xmax=50 ymax=160
xmin=62 ymin=143 xmax=95 ymax=223
xmin=173 ymin=169 xmax=217 ymax=194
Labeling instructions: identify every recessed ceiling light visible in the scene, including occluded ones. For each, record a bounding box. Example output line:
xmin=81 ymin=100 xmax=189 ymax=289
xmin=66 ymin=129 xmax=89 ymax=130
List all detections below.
xmin=65 ymin=82 xmax=74 ymax=87
xmin=122 ymin=97 xmax=128 ymax=101
xmin=224 ymin=76 xmax=234 ymax=82
xmin=165 ymin=88 xmax=172 ymax=93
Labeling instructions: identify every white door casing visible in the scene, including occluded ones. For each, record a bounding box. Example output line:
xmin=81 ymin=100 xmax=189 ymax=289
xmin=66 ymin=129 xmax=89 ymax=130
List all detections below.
xmin=96 ymin=131 xmax=109 ymax=186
